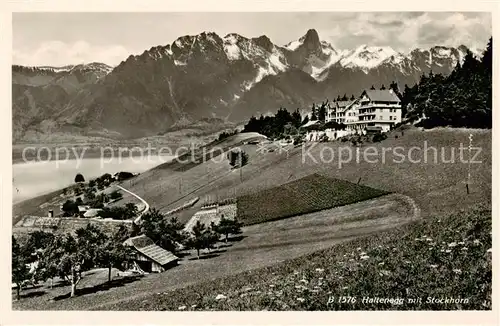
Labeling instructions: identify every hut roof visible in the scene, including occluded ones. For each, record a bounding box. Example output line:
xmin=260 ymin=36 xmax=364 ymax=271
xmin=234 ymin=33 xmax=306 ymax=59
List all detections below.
xmin=362 ymin=89 xmax=400 ymax=102
xmin=124 ymin=235 xmax=178 ymax=266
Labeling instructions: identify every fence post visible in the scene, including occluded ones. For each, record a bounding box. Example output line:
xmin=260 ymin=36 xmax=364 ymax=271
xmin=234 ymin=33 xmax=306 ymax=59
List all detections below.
xmin=466 ymin=133 xmax=473 ymax=195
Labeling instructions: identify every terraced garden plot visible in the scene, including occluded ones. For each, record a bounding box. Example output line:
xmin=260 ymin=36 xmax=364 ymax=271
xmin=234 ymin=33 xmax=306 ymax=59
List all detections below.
xmin=236 ymin=173 xmax=389 ymax=225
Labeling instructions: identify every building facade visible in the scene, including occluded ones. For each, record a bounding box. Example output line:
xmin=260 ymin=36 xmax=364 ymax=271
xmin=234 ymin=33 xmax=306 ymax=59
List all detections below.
xmin=327 ymin=100 xmax=353 ymax=124
xmin=351 ymin=89 xmax=402 ymax=132
xmin=326 ymin=89 xmax=402 ymax=134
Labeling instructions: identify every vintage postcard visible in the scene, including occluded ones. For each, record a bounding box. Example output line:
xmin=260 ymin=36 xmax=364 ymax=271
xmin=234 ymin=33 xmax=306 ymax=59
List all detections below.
xmin=2 ymin=0 xmax=498 ymax=325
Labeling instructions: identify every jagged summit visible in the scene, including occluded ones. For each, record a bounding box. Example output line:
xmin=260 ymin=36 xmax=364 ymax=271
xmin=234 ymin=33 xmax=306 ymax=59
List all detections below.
xmin=301 ymin=29 xmax=321 ymax=49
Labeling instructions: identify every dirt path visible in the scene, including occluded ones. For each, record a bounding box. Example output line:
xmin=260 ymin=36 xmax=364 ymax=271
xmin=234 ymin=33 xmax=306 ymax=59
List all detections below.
xmin=13 ymin=193 xmax=419 ymax=310
xmin=115 ymin=185 xmax=149 ymax=224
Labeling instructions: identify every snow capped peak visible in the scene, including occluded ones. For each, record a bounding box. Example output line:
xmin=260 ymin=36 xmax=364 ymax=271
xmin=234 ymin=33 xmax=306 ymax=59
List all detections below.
xmin=252 ymin=35 xmax=274 ymax=52
xmin=224 ymin=33 xmax=247 ymax=42
xmin=38 ymin=65 xmax=75 ymax=73
xmin=284 ymin=29 xmax=322 ymax=52
xmin=430 ymin=46 xmax=452 ymax=57
xmin=223 ymin=34 xmax=242 ymax=60
xmin=284 ymin=39 xmax=303 ymax=51
xmin=340 ymin=45 xmax=398 ymax=72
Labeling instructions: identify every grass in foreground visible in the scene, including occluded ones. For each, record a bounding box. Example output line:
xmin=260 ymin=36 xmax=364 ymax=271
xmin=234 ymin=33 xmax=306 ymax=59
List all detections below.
xmin=237 ymin=173 xmax=389 ymax=226
xmin=104 ymin=204 xmax=491 ymax=311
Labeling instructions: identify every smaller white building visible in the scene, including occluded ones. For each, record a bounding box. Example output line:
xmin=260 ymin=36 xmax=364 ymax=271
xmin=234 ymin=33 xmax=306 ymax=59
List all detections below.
xmin=327 ymin=100 xmax=354 ymax=124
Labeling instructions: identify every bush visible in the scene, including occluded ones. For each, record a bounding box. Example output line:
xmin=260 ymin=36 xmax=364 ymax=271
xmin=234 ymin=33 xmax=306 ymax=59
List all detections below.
xmin=74 ymin=173 xmax=85 ymax=183
xmin=109 ymin=190 xmax=123 ymax=201
xmin=293 ymin=135 xmax=304 ymax=146
xmin=98 ymin=206 xmax=135 ymax=220
xmin=372 ymin=133 xmax=387 ymax=143
xmin=319 ymin=134 xmax=329 ymax=143
xmin=73 ymin=187 xmax=82 ymax=196
xmin=227 ymin=149 xmax=248 ymax=168
xmin=115 ymin=172 xmax=134 ymax=181
xmin=62 ymin=200 xmax=79 ymax=217
xmin=218 ymin=130 xmax=238 ymax=141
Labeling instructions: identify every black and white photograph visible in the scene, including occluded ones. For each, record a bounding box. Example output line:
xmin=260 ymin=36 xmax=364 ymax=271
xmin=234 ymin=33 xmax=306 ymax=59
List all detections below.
xmin=7 ymin=6 xmax=494 ymax=316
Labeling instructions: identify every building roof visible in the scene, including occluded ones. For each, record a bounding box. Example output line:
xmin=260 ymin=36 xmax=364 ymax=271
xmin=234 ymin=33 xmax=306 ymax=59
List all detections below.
xmin=78 ymin=205 xmax=90 ymax=212
xmin=302 ymin=120 xmax=321 ymax=128
xmin=362 ymin=89 xmax=400 ymax=102
xmin=124 ymin=235 xmax=178 ymax=266
xmin=335 ymin=100 xmax=354 ymax=108
xmin=83 ymin=208 xmax=101 ymax=218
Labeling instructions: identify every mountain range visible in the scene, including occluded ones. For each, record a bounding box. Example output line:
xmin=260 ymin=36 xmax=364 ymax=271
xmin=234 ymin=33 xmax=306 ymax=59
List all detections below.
xmin=12 ymin=29 xmax=483 ymax=141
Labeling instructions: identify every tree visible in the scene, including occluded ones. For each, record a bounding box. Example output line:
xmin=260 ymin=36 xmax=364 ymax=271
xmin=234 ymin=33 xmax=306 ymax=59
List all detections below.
xmin=114 ymin=224 xmax=133 ymax=242
xmin=218 ymin=130 xmax=238 ymax=141
xmin=186 ymin=220 xmax=218 ymax=258
xmin=186 ymin=220 xmax=207 ymax=259
xmin=109 ymin=190 xmax=123 ymax=201
xmin=98 ymin=236 xmax=134 ymax=283
xmin=214 ymin=217 xmax=243 ymax=242
xmin=317 ymin=100 xmax=329 ymax=122
xmin=46 ymin=224 xmax=107 ymax=297
xmin=73 ymin=187 xmax=83 ymax=196
xmin=350 ymin=94 xmax=355 ymax=100
xmin=402 ymin=38 xmax=491 ymax=129
xmin=291 ymin=109 xmax=302 ymax=128
xmin=380 ymin=84 xmax=386 ymax=90
xmin=12 ymin=236 xmax=30 ymax=300
xmin=74 ymin=173 xmax=85 ymax=183
xmin=370 ymin=85 xmax=376 ymax=90
xmin=310 ymin=104 xmax=318 ymax=120
xmin=204 ymin=223 xmax=220 ymax=253
xmin=98 ymin=206 xmax=136 ymax=220
xmin=141 ymin=208 xmax=187 ymax=253
xmin=341 ymin=93 xmax=348 ymax=101
xmin=125 ymin=203 xmax=138 ymax=217
xmin=62 ymin=199 xmax=79 ymax=217
xmin=34 ymin=234 xmax=61 ymax=289
xmin=84 ymin=188 xmax=96 ymax=202
xmin=227 ymin=149 xmax=248 ymax=168
xmin=115 ymin=172 xmax=134 ymax=181
xmin=21 ymin=231 xmax=55 ymax=264
xmin=482 ymin=37 xmax=492 ymax=75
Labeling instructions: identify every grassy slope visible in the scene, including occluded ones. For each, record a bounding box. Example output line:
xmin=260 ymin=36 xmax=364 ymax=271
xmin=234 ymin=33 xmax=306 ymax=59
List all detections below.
xmin=103 ymin=203 xmax=491 ymax=311
xmin=13 ymin=193 xmax=415 ymax=310
xmin=11 ymin=128 xmax=491 ymax=310
xmin=237 ymin=173 xmax=389 ymax=225
xmin=12 ymin=188 xmax=65 ymax=225
xmin=14 ymin=128 xmax=491 ymax=223
xmin=127 ymin=127 xmax=491 ymax=222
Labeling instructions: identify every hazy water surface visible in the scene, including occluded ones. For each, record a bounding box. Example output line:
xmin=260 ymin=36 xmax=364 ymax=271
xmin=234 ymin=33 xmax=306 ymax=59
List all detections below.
xmin=12 ymin=155 xmax=174 ymax=203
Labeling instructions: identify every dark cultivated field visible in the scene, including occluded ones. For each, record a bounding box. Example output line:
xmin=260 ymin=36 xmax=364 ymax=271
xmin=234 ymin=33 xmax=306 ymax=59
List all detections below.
xmin=237 ymin=173 xmax=389 ymax=225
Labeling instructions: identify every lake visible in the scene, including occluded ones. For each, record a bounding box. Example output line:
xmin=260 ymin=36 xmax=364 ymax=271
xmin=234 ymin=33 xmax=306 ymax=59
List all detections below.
xmin=12 ymin=155 xmax=175 ymax=203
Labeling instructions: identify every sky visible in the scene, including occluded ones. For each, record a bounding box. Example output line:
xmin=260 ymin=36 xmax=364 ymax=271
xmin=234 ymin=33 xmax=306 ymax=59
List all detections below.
xmin=13 ymin=12 xmax=492 ymax=67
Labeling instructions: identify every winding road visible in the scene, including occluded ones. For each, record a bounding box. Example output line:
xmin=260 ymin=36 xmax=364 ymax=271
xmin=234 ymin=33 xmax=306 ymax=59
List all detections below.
xmin=115 ymin=185 xmax=149 ymax=224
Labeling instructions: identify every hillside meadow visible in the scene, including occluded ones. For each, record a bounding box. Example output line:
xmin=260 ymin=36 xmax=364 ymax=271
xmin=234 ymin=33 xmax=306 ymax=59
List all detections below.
xmin=103 ymin=203 xmax=491 ymax=311
xmin=125 ymin=127 xmax=491 ymax=222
